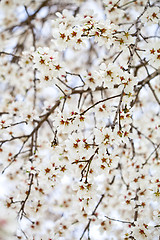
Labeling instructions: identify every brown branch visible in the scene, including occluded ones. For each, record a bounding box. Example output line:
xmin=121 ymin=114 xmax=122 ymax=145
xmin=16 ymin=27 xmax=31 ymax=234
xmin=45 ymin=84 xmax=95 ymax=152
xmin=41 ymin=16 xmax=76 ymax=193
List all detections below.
xmin=117 ymin=163 xmax=129 ymax=189
xmin=80 ymin=194 xmax=105 ymax=240
xmin=0 ymin=135 xmax=29 ymax=147
xmin=132 ymin=124 xmax=158 ymax=148
xmin=0 ymin=51 xmax=20 ymax=59
xmin=29 ymin=100 xmax=60 ymax=138
xmin=4 ymin=0 xmax=50 ymax=32
xmin=2 ymin=120 xmax=27 ymax=129
xmin=134 ymin=188 xmax=140 ymax=222
xmin=111 ymin=90 xmax=124 ymax=130
xmin=137 ymin=69 xmax=160 ymax=86
xmin=81 ymin=94 xmax=121 ymax=115
xmin=84 ymin=148 xmax=99 ymax=183
xmin=142 ymin=144 xmax=160 ymax=166
xmin=147 ymin=81 xmax=160 ymax=105
xmin=131 ymin=69 xmax=160 ymax=107
xmin=18 ymin=173 xmax=34 ymax=220
xmin=105 ymin=215 xmax=134 ymax=226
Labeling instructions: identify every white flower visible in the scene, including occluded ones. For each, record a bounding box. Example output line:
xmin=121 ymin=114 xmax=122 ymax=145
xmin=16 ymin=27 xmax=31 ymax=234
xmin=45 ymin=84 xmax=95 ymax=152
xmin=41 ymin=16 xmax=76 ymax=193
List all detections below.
xmin=132 ymin=221 xmax=151 ymax=240
xmin=141 ymin=6 xmax=160 ymax=25
xmin=32 ymin=47 xmax=66 ymax=85
xmin=54 ymin=9 xmax=75 ymax=29
xmin=145 ymin=42 xmax=160 ymax=68
xmin=83 ymin=70 xmax=102 ymax=90
xmin=99 ymin=62 xmax=120 ymax=88
xmin=18 ymin=49 xmax=34 ymax=69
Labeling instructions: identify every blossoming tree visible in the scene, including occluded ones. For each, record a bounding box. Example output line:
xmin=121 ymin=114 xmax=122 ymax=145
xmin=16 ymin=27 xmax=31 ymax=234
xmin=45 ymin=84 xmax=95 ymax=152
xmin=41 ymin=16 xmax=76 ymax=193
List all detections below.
xmin=0 ymin=0 xmax=160 ymax=239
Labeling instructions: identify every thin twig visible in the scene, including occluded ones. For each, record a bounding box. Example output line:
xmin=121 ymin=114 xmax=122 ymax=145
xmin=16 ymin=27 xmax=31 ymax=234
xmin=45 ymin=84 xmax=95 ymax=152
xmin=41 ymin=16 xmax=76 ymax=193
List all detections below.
xmin=80 ymin=194 xmax=105 ymax=240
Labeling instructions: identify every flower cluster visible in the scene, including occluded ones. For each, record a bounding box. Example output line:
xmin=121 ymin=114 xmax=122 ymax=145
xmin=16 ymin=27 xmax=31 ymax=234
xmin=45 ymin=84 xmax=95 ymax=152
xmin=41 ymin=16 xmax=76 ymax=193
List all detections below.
xmin=52 ymin=8 xmax=135 ymax=51
xmin=141 ymin=6 xmax=160 ymax=25
xmin=0 ymin=0 xmax=160 ymax=239
xmin=145 ymin=42 xmax=160 ymax=67
xmin=33 ymin=47 xmax=66 ymax=85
